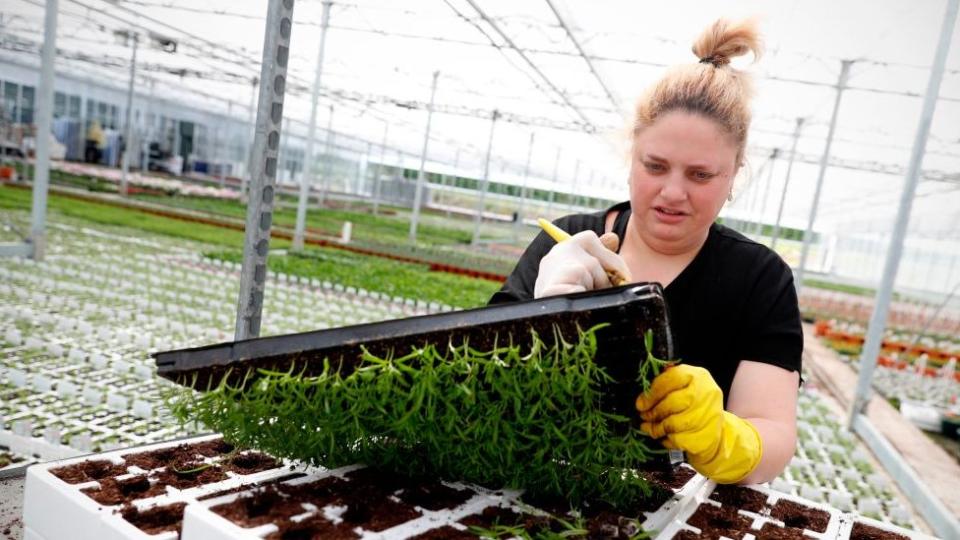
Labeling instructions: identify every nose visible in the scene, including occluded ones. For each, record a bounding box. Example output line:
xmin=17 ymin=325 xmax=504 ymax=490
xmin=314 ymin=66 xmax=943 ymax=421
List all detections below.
xmin=658 ymin=171 xmax=687 ymax=203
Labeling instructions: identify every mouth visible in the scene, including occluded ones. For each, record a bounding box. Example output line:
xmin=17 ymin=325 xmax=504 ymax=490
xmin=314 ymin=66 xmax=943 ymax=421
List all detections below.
xmin=654 ymin=206 xmax=688 ymax=216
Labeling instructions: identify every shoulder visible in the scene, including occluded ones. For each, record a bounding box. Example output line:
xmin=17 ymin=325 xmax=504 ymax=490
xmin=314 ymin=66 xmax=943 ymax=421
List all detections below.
xmin=701 ymin=223 xmax=796 ymax=307
xmin=552 ymin=207 xmax=610 ymax=236
xmin=550 ymin=200 xmax=630 ymax=237
xmin=709 ymin=223 xmax=791 ymax=276
xmin=488 ymin=204 xmax=618 ymax=305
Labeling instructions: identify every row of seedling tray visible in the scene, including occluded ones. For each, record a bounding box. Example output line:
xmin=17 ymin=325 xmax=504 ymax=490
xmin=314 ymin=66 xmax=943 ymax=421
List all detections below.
xmin=771 ymin=392 xmax=914 ymax=528
xmin=22 ymin=434 xmax=934 ymax=540
xmin=0 ymin=217 xmax=449 ymax=462
xmin=799 ymin=290 xmax=960 ymax=336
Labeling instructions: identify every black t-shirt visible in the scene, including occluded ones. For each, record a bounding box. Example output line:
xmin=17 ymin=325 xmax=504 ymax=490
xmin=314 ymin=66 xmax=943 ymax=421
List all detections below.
xmin=489 ymin=201 xmax=803 ymax=400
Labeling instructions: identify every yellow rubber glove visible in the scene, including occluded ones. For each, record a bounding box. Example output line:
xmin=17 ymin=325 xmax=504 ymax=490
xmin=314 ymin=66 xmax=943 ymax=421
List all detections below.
xmin=635 ymin=365 xmax=762 ymax=484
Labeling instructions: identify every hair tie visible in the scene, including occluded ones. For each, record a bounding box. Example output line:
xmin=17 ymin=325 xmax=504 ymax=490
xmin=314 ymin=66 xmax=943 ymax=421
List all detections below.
xmin=699 ymin=55 xmax=722 ymax=67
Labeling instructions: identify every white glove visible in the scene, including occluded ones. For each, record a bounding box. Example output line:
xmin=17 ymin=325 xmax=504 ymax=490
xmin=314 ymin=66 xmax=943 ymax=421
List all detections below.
xmin=534 ymin=231 xmax=632 ymax=298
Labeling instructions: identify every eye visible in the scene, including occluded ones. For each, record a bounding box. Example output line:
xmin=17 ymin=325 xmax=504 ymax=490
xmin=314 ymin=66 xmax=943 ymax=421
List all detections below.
xmin=690 ymin=170 xmax=716 ymax=181
xmin=643 ymin=162 xmax=665 ymax=173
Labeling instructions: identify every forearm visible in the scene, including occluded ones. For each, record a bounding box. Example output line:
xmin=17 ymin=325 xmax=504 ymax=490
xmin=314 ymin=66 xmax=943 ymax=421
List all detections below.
xmin=737 ymin=416 xmax=796 ymax=484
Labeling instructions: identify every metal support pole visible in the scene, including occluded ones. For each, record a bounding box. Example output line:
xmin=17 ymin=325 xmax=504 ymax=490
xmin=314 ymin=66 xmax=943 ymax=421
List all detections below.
xmin=372 ymin=122 xmax=388 ymax=215
xmin=513 ymin=132 xmax=535 ymax=241
xmin=120 ymin=32 xmax=138 ymax=197
xmin=849 ymin=0 xmax=957 ymax=429
xmin=546 ymin=147 xmax=560 ymax=217
xmin=234 ymin=0 xmax=295 ymax=341
xmin=219 ymin=101 xmax=231 ymax=189
xmin=410 ymin=71 xmax=440 ymax=244
xmin=770 ymin=118 xmax=804 ymax=251
xmin=745 ymin=149 xmax=776 ymax=236
xmin=359 ymin=142 xmax=371 ymax=196
xmin=754 ymin=149 xmax=779 ymax=237
xmin=24 ymin=0 xmax=58 ymax=260
xmin=241 ymin=76 xmax=258 ymax=201
xmin=568 ymin=159 xmax=580 ymax=213
xmin=212 ymin=123 xmax=221 ymax=184
xmin=585 ymin=169 xmax=594 ymax=210
xmin=293 ymin=0 xmax=331 ymax=251
xmin=319 ymin=105 xmax=334 ymax=205
xmin=471 ymin=110 xmax=500 ymax=246
xmin=796 ymin=60 xmax=852 ymax=292
xmin=351 ymin=148 xmax=364 ymax=197
xmin=444 ymin=148 xmax=461 ymax=218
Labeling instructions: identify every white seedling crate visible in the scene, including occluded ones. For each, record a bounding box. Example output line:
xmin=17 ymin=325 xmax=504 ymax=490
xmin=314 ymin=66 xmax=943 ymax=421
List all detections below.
xmin=22 ymin=434 xmax=295 ymax=540
xmin=655 ymin=481 xmax=845 ymax=540
xmin=836 ymin=514 xmax=940 ymax=540
xmin=181 ymin=466 xmax=511 ymax=540
xmin=22 ymin=433 xmax=710 ymax=540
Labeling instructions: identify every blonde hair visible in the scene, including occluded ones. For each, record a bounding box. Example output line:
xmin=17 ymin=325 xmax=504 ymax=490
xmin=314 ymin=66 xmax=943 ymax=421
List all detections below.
xmin=632 ymin=19 xmax=762 ymax=166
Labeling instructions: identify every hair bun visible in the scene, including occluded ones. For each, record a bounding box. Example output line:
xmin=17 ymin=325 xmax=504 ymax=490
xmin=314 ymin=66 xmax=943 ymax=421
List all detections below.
xmin=692 ymin=19 xmax=762 ymax=68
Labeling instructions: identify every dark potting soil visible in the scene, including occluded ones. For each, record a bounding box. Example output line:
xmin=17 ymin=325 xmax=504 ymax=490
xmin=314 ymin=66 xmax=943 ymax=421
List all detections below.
xmin=641 ymin=465 xmax=697 ymax=492
xmin=343 ymin=466 xmax=410 ymax=492
xmin=769 ymin=499 xmax=829 ymax=533
xmin=339 ymin=488 xmax=422 ymax=532
xmin=123 ymin=439 xmax=233 ymax=471
xmin=153 ymin=463 xmax=228 ymax=490
xmin=671 ymin=530 xmax=705 ymax=540
xmin=850 ymin=522 xmax=909 ymax=540
xmin=636 ymin=484 xmax=674 ymax=513
xmin=217 ymin=470 xmax=421 ymax=534
xmin=264 ymin=514 xmax=360 ymax=540
xmin=196 ymin=472 xmax=308 ymax=501
xmin=755 ymin=522 xmax=809 ymax=540
xmin=120 ymin=502 xmax=187 ymax=536
xmin=210 ymin=485 xmax=310 ymax=529
xmin=81 ymin=474 xmax=166 ymax=506
xmin=279 ymin=475 xmax=350 ymax=507
xmin=686 ymin=503 xmax=753 ymax=540
xmin=408 ymin=525 xmax=479 ymax=540
xmin=396 ymin=481 xmax=474 ymax=511
xmin=459 ymin=505 xmax=523 ymax=530
xmin=517 ymin=485 xmax=666 ymax=535
xmin=50 ymin=459 xmax=128 ymax=484
xmin=193 ymin=438 xmax=236 ymax=457
xmin=709 ymin=485 xmax=770 ymax=514
xmin=223 ymin=451 xmax=280 ymax=475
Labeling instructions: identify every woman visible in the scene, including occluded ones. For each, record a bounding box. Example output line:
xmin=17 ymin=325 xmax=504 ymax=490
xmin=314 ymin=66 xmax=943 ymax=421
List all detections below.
xmin=490 ymin=19 xmax=801 ymax=485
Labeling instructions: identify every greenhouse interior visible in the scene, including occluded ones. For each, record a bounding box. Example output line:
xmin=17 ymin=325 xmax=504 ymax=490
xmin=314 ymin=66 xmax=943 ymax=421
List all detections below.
xmin=0 ymin=0 xmax=959 ymax=539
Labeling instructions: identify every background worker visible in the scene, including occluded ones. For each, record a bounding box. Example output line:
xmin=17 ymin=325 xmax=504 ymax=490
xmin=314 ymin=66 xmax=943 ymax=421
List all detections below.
xmin=85 ymin=120 xmax=106 ymax=164
xmin=490 ymin=18 xmax=801 ymax=485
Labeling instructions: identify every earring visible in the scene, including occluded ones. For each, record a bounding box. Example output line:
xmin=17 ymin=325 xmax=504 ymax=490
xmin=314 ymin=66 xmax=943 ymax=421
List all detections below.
xmin=727 ymin=191 xmax=733 ymax=202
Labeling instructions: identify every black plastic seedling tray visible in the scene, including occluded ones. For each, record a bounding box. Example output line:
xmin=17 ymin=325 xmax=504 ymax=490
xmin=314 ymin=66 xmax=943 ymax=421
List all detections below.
xmin=155 ymin=283 xmax=673 ymax=420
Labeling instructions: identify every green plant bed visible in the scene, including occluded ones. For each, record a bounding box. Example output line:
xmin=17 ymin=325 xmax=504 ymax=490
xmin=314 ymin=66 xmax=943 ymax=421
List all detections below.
xmin=131 ymin=194 xmax=473 ymax=246
xmin=204 ymin=248 xmax=502 ymax=309
xmin=0 ymin=184 xmax=275 ymax=249
xmin=169 ymin=326 xmax=671 ymax=510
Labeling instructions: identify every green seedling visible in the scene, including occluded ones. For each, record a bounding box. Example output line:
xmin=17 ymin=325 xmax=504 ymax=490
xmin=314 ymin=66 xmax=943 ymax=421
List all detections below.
xmin=169 ymin=325 xmax=672 ymax=511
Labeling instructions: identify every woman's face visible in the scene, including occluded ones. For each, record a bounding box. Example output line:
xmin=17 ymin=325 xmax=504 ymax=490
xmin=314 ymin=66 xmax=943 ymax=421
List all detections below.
xmin=628 ymin=110 xmax=739 ymax=254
